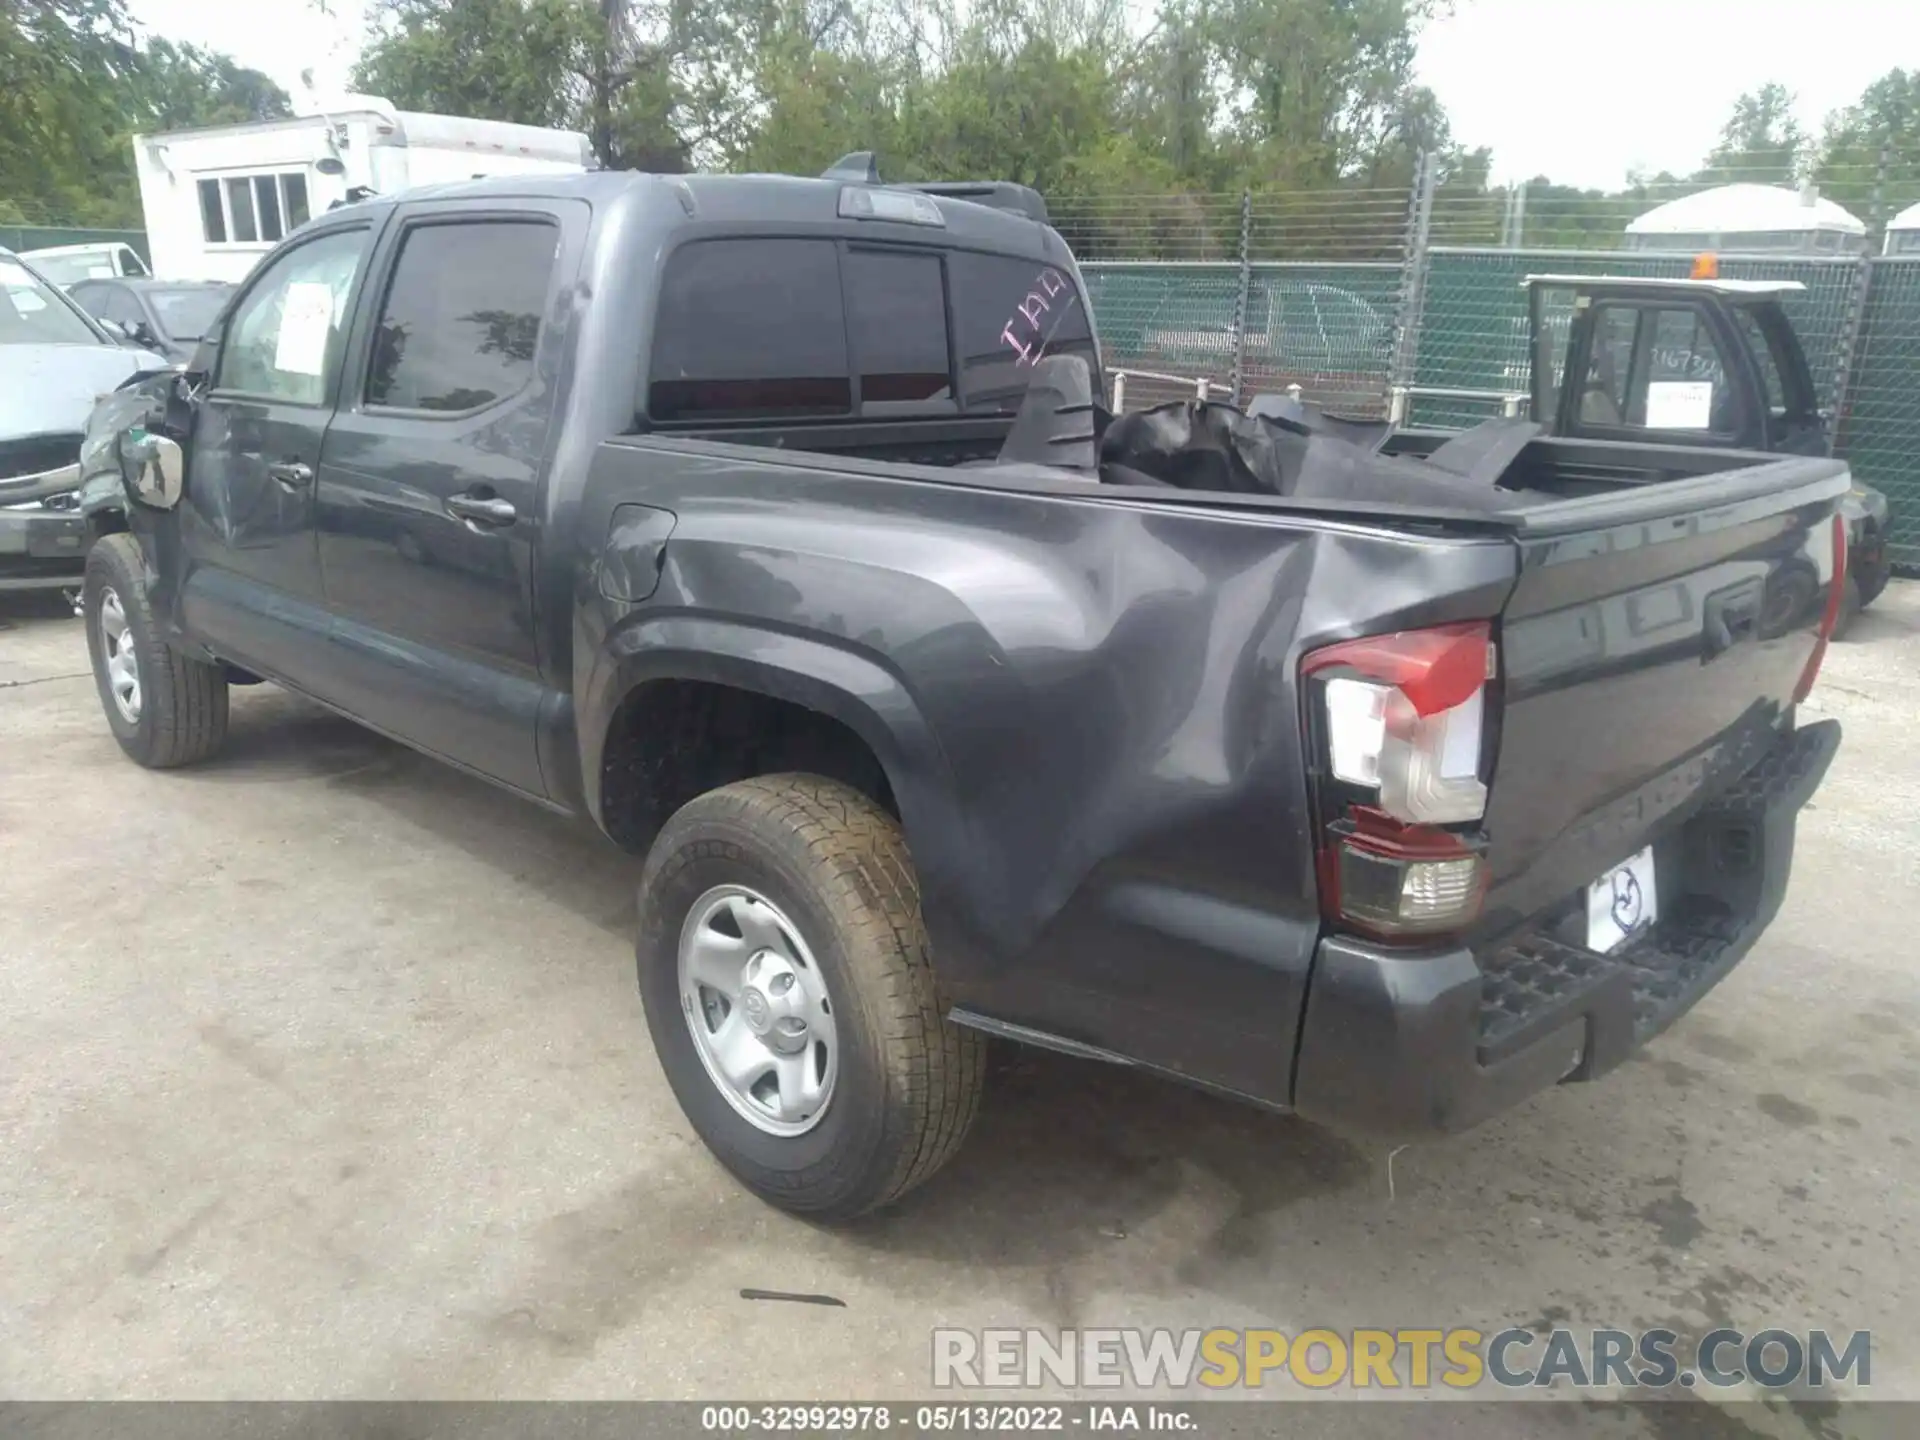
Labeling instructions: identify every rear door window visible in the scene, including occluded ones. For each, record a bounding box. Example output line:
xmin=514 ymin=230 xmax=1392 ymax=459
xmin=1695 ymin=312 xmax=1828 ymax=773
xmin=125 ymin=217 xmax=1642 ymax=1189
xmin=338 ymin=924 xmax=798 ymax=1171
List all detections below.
xmin=1643 ymin=307 xmax=1732 ymax=431
xmin=365 ymin=218 xmax=559 ymax=413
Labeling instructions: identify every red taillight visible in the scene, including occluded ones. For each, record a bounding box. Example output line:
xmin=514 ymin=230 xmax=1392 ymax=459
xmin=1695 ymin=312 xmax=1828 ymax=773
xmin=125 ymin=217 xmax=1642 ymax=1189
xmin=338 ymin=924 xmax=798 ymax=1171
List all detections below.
xmin=1301 ymin=621 xmax=1490 ymax=717
xmin=1316 ymin=807 xmax=1490 ymax=941
xmin=1793 ymin=514 xmax=1847 ymax=705
xmin=1301 ymin=620 xmax=1493 ymax=825
xmin=1302 ymin=621 xmax=1498 ymax=940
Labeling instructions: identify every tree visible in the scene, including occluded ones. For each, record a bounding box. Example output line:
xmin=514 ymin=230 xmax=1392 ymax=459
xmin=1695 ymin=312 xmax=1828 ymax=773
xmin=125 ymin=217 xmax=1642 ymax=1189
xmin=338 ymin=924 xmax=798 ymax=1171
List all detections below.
xmin=0 ymin=0 xmax=142 ymax=224
xmin=1702 ymin=82 xmax=1808 ymax=185
xmin=352 ymin=0 xmax=592 ymax=132
xmin=0 ymin=1 xmax=288 ymax=227
xmin=135 ymin=39 xmax=290 ymax=131
xmin=351 ymin=0 xmax=689 ymax=170
xmin=1816 ymin=68 xmax=1920 ymax=228
xmin=1211 ymin=0 xmax=1446 ymax=187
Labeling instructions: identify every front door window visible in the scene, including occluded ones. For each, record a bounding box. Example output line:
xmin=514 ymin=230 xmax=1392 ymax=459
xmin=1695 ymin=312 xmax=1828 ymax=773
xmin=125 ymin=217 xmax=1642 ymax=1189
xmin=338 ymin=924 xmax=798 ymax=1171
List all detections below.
xmin=215 ymin=229 xmax=369 ymax=405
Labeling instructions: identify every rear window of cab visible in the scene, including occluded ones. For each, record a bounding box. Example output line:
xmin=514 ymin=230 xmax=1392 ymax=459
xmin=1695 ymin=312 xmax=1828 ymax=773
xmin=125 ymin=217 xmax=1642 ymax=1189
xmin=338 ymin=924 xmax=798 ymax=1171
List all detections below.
xmin=646 ymin=237 xmax=1096 ymax=423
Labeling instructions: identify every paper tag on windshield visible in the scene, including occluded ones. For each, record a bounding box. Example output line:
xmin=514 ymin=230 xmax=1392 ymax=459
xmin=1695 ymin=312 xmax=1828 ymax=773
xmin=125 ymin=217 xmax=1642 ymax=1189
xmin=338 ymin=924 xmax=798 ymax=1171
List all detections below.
xmin=273 ymin=281 xmax=337 ymax=377
xmin=1646 ymin=380 xmax=1713 ymax=430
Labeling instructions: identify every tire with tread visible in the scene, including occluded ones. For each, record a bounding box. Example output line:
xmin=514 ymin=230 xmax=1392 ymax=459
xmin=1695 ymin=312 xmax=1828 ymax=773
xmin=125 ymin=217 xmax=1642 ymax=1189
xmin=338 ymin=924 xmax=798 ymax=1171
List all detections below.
xmin=636 ymin=774 xmax=985 ymax=1219
xmin=83 ymin=533 xmax=229 ymax=768
xmin=1832 ymin=571 xmax=1862 ymax=642
xmin=1857 ymin=565 xmax=1889 ymax=608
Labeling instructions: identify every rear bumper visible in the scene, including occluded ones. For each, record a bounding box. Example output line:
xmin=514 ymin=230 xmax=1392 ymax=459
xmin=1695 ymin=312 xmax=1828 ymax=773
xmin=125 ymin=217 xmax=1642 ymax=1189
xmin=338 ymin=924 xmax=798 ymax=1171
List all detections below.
xmin=0 ymin=503 xmax=90 ymax=591
xmin=1291 ymin=719 xmax=1841 ymax=1138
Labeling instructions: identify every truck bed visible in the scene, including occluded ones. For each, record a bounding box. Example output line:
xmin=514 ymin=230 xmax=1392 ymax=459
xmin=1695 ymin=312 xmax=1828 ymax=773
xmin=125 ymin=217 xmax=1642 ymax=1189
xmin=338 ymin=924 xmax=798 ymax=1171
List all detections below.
xmin=580 ymin=419 xmax=1846 ymax=1111
xmin=653 ymin=407 xmax=1847 ymax=538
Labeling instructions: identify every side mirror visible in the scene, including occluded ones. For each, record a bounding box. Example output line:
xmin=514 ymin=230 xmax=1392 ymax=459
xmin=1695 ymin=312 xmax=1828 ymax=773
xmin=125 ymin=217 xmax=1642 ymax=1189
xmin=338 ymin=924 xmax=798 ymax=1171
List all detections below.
xmin=121 ymin=426 xmax=186 ymax=509
xmin=98 ymin=317 xmax=134 ymax=344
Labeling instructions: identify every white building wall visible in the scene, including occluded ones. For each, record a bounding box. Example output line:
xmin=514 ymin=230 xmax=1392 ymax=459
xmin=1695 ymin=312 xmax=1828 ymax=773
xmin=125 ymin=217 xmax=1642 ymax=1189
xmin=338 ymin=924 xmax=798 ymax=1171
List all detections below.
xmin=132 ymin=106 xmax=591 ymax=283
xmin=133 ymin=119 xmax=352 ymax=282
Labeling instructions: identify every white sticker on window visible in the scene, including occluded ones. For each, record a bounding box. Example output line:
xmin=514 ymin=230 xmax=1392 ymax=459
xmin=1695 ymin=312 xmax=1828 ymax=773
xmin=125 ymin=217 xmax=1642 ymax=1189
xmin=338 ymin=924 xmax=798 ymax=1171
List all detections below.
xmin=1646 ymin=380 xmax=1714 ymax=430
xmin=273 ymin=280 xmax=337 ymax=377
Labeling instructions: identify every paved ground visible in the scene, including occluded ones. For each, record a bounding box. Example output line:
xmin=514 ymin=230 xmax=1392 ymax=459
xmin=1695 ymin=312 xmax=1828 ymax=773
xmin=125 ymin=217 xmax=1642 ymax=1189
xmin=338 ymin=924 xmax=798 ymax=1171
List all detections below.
xmin=3 ymin=581 xmax=1918 ymax=1431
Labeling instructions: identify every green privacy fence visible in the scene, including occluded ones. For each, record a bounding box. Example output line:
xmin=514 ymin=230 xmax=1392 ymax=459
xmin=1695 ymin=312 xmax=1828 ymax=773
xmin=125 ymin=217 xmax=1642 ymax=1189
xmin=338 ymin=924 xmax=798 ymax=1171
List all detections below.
xmin=1084 ymin=248 xmax=1920 ymax=571
xmin=8 ymin=207 xmax=1916 ymax=568
xmin=1085 ymin=261 xmax=1404 ymax=414
xmin=1840 ymin=259 xmax=1920 ymax=568
xmin=1408 ymin=249 xmax=1863 ymax=427
xmin=1 ymin=225 xmax=150 ymax=262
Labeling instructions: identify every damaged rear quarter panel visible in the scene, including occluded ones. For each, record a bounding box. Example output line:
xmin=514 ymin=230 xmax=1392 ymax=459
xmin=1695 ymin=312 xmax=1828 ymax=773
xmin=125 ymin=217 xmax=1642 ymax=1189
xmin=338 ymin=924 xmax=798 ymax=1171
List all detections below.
xmin=577 ymin=441 xmax=1516 ymax=1103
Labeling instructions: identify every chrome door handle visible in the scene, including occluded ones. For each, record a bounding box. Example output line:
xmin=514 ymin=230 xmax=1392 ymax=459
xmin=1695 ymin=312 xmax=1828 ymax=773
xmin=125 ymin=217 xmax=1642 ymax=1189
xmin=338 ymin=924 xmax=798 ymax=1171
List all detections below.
xmin=268 ymin=461 xmax=313 ymax=489
xmin=446 ymin=493 xmax=518 ymax=527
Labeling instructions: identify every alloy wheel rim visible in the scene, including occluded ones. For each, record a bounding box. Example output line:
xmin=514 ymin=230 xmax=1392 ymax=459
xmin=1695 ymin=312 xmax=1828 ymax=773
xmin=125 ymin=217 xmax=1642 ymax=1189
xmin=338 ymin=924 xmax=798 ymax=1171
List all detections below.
xmin=98 ymin=587 xmax=141 ymax=724
xmin=677 ymin=884 xmax=839 ymax=1137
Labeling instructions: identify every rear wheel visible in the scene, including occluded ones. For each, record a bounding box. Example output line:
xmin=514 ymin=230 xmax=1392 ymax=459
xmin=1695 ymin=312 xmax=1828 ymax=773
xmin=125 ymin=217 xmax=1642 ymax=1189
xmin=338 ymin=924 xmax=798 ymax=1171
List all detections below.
xmin=636 ymin=775 xmax=985 ymax=1219
xmin=1857 ymin=564 xmax=1889 ymax=609
xmin=83 ymin=534 xmax=229 ymax=768
xmin=1832 ymin=572 xmax=1863 ymax=642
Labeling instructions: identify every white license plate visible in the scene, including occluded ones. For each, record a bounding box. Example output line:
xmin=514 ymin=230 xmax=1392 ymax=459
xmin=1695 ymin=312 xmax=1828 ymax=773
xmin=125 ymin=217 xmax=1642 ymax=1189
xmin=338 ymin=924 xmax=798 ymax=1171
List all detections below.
xmin=1587 ymin=845 xmax=1658 ymax=954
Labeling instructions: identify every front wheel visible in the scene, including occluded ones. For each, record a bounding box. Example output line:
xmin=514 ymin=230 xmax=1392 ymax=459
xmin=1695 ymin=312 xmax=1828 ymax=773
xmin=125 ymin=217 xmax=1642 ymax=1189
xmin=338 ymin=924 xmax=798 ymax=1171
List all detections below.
xmin=83 ymin=534 xmax=230 ymax=768
xmin=636 ymin=775 xmax=985 ymax=1219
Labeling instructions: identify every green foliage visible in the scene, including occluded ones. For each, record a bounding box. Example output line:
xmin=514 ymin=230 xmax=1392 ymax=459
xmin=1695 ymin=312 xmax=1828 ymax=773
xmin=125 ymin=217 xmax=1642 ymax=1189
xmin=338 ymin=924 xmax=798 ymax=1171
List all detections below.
xmin=353 ymin=0 xmax=690 ymax=171
xmin=1817 ymin=68 xmax=1920 ymax=226
xmin=0 ymin=0 xmax=288 ymax=227
xmin=1702 ymin=82 xmax=1809 ymax=186
xmin=136 ymin=38 xmax=294 ymax=131
xmin=11 ymin=0 xmax=1920 ymax=259
xmin=1213 ymin=0 xmax=1446 ymax=187
xmin=352 ymin=0 xmax=589 ymax=131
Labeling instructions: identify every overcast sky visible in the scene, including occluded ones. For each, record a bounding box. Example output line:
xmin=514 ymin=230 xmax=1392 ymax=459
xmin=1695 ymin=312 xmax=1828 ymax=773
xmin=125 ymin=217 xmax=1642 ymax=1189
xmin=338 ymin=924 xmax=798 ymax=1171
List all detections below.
xmin=129 ymin=0 xmax=1918 ymax=191
xmin=1417 ymin=0 xmax=1916 ymax=187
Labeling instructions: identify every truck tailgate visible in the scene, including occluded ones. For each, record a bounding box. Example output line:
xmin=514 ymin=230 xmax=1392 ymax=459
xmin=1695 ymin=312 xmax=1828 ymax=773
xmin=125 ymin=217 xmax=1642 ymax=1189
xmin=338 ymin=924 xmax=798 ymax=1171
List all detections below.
xmin=1479 ymin=459 xmax=1849 ymax=943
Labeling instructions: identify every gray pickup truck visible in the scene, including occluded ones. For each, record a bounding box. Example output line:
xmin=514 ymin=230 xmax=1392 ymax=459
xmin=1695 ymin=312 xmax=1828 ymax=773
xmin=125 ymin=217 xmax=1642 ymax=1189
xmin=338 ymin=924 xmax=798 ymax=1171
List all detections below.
xmin=77 ymin=168 xmax=1845 ymax=1219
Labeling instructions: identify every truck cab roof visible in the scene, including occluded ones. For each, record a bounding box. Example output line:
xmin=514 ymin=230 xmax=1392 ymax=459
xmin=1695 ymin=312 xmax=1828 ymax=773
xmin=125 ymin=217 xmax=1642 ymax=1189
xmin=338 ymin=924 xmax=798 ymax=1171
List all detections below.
xmin=1522 ymin=274 xmax=1806 ymax=299
xmin=337 ymin=170 xmax=1060 ymax=257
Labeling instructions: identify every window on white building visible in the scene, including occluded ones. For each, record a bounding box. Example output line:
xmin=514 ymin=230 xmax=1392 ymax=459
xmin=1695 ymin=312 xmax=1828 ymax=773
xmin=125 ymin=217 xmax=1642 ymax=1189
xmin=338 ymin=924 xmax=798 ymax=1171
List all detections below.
xmin=197 ymin=174 xmax=315 ymax=247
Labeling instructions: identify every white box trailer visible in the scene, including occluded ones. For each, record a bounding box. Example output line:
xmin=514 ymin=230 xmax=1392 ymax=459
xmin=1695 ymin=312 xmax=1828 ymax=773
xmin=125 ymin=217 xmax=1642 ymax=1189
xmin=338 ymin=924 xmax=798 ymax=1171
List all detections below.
xmin=133 ymin=95 xmax=592 ymax=282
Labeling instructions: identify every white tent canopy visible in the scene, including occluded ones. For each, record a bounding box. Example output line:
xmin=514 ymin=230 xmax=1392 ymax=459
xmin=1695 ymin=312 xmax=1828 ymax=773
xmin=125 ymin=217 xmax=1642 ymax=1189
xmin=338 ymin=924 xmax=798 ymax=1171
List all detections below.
xmin=1626 ymin=183 xmax=1867 ymax=254
xmin=1889 ymin=201 xmax=1920 ymax=255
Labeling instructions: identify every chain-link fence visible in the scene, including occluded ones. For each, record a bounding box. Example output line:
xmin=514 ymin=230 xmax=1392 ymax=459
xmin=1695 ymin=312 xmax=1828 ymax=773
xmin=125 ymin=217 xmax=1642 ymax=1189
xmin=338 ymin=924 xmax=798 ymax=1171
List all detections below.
xmin=1840 ymin=258 xmax=1920 ymax=567
xmin=1408 ymin=249 xmax=1863 ymax=429
xmin=12 ymin=164 xmax=1920 ymax=567
xmin=1 ymin=224 xmax=150 ymax=261
xmin=1084 ymin=260 xmax=1406 ymax=414
xmin=1078 ymin=158 xmax=1920 ymax=571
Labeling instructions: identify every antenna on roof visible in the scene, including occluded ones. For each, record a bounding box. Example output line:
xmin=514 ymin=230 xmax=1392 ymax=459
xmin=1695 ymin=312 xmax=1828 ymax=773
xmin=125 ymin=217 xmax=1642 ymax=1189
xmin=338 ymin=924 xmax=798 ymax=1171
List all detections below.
xmin=824 ymin=151 xmax=881 ymax=184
